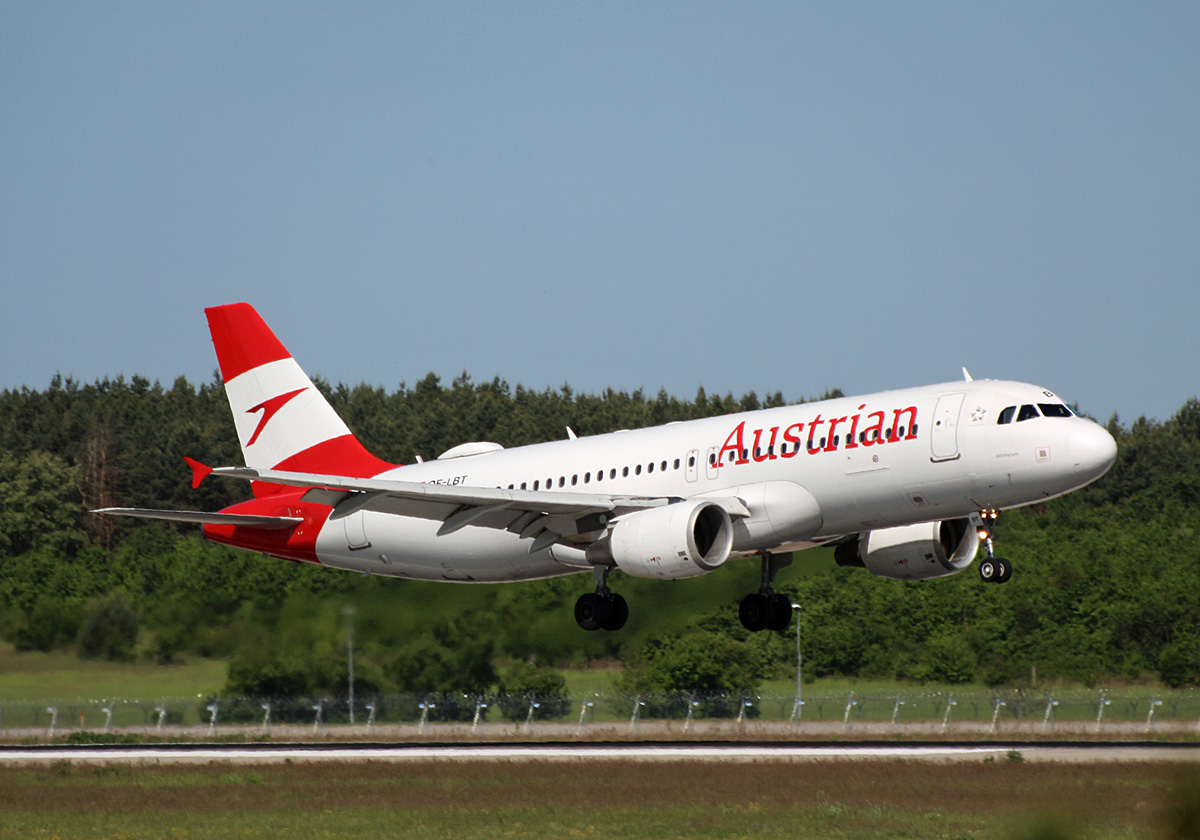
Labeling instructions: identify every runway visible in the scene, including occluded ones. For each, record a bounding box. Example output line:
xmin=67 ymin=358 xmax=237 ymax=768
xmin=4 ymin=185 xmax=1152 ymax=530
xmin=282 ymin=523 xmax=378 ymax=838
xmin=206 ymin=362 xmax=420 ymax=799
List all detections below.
xmin=2 ymin=740 xmax=1197 ymax=765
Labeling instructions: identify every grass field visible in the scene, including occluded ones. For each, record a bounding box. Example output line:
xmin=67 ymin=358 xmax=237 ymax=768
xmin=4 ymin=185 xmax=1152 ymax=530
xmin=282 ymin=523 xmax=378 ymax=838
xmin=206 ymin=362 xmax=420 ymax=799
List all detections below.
xmin=3 ymin=644 xmax=1198 ymax=733
xmin=0 ymin=759 xmax=1197 ymax=839
xmin=0 ymin=645 xmax=227 ymax=704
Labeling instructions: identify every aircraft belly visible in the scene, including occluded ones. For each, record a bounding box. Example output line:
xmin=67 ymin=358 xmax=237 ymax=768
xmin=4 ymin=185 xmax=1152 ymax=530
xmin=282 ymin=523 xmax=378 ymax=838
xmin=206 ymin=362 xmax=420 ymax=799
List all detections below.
xmin=313 ymin=511 xmax=580 ymax=582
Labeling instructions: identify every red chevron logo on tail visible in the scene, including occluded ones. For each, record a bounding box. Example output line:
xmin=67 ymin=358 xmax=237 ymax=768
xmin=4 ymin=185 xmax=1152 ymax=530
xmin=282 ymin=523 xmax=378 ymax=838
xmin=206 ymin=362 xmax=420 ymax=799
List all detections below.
xmin=246 ymin=387 xmax=307 ymax=446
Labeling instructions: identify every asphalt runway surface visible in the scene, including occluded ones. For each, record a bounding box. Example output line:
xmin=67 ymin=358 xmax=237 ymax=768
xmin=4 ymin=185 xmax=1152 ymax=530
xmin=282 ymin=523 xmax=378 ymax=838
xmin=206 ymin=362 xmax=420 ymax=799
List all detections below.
xmin=2 ymin=740 xmax=1198 ymax=765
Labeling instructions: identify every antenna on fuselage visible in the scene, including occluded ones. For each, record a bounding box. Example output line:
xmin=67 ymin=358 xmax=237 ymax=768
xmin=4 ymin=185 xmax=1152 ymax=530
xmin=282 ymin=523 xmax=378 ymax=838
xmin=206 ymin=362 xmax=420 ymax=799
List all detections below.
xmin=962 ymin=368 xmax=973 ymax=382
xmin=566 ymin=427 xmax=578 ymax=440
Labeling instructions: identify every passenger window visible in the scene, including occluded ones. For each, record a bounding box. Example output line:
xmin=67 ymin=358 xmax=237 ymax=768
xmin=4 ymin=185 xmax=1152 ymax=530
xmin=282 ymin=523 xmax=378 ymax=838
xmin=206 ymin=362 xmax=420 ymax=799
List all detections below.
xmin=635 ymin=465 xmax=642 ymax=475
xmin=571 ymin=475 xmax=578 ymax=486
xmin=997 ymin=406 xmax=1016 ymax=424
xmin=1017 ymin=404 xmax=1040 ymax=422
xmin=584 ymin=472 xmax=591 ymax=484
xmin=623 ymin=467 xmax=629 ymax=477
xmin=533 ymin=480 xmax=539 ymax=491
xmin=558 ymin=477 xmax=565 ymax=488
xmin=648 ymin=462 xmax=654 ymax=474
xmin=674 ymin=459 xmax=681 ymax=469
xmin=661 ymin=460 xmax=668 ymax=471
xmin=520 ymin=482 xmax=526 ymax=490
xmin=1039 ymin=403 xmax=1073 ymax=418
xmin=610 ymin=469 xmax=616 ymax=479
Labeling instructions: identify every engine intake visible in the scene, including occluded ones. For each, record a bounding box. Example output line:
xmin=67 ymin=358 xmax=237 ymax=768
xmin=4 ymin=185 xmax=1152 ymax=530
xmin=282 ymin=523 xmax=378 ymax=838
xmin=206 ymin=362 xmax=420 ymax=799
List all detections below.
xmin=834 ymin=519 xmax=978 ymax=581
xmin=586 ymin=501 xmax=733 ymax=580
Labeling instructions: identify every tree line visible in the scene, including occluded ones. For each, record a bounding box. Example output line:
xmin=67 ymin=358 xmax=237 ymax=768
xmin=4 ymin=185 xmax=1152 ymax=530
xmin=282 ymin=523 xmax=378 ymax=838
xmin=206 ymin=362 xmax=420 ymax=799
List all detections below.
xmin=0 ymin=372 xmax=1197 ymax=697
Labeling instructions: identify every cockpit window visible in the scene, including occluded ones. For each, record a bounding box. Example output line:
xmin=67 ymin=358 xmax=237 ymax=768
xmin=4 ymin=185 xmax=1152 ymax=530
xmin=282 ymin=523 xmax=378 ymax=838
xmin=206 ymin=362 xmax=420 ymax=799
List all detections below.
xmin=1038 ymin=403 xmax=1073 ymax=418
xmin=997 ymin=406 xmax=1016 ymax=425
xmin=1016 ymin=404 xmax=1040 ymax=422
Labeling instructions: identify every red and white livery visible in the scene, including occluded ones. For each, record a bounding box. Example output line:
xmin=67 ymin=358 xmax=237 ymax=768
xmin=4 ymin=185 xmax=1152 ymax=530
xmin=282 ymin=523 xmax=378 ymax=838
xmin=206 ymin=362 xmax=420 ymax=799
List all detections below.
xmin=99 ymin=303 xmax=1118 ymax=632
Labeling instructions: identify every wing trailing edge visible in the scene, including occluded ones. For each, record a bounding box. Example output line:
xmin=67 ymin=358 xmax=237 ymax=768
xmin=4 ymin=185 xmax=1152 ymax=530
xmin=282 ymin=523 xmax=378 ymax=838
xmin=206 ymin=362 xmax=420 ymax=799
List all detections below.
xmin=92 ymin=508 xmax=303 ymax=529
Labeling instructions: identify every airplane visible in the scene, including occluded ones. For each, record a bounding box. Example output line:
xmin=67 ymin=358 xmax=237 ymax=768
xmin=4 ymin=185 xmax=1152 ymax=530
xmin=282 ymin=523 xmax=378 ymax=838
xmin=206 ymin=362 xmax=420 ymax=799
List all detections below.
xmin=97 ymin=303 xmax=1118 ymax=633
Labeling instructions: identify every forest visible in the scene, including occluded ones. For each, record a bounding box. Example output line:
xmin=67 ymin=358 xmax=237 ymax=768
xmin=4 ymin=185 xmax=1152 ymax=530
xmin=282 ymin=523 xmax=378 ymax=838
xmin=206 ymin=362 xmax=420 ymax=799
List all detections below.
xmin=1 ymin=371 xmax=1198 ymax=704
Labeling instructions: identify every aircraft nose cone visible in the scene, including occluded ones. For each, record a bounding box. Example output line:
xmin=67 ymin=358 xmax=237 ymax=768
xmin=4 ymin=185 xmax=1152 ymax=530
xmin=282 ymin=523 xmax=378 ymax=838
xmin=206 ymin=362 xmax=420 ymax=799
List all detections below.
xmin=1070 ymin=422 xmax=1118 ymax=482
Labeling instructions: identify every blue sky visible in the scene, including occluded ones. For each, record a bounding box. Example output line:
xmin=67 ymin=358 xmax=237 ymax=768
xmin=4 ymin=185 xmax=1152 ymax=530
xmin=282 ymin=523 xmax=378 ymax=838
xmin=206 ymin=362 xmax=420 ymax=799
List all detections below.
xmin=2 ymin=2 xmax=1197 ymax=423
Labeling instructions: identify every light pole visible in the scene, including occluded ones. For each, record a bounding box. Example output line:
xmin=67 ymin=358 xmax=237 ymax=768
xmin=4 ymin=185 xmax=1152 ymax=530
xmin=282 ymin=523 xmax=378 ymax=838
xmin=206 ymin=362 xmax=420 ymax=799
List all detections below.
xmin=1096 ymin=695 xmax=1111 ymax=733
xmin=790 ymin=603 xmax=803 ymax=721
xmin=342 ymin=604 xmax=357 ymax=725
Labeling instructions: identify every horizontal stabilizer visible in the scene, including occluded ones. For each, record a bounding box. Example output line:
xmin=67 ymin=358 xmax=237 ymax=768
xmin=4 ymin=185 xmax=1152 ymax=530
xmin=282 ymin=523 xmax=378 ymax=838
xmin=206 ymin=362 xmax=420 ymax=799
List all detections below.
xmin=92 ymin=508 xmax=303 ymax=530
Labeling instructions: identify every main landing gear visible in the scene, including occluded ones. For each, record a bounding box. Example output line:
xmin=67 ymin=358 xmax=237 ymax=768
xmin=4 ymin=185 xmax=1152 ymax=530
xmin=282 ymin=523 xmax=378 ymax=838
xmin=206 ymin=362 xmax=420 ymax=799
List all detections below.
xmin=738 ymin=553 xmax=793 ymax=633
xmin=975 ymin=508 xmax=1013 ymax=584
xmin=574 ymin=566 xmax=629 ymax=631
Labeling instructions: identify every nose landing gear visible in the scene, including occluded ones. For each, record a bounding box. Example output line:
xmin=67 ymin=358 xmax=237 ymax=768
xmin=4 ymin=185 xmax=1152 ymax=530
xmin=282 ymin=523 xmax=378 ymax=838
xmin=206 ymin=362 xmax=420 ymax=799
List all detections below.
xmin=975 ymin=508 xmax=1012 ymax=584
xmin=738 ymin=553 xmax=794 ymax=632
xmin=574 ymin=565 xmax=629 ymax=631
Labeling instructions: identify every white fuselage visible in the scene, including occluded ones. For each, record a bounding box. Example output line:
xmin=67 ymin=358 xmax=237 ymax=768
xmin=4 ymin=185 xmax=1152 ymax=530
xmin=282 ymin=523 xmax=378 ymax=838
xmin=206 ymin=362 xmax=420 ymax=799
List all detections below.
xmin=311 ymin=379 xmax=1116 ymax=582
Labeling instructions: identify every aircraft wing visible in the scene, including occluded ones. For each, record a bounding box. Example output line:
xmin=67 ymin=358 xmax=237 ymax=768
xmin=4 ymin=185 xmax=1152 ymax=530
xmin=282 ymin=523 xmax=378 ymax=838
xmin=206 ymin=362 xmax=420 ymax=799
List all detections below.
xmin=92 ymin=508 xmax=303 ymax=529
xmin=207 ymin=466 xmax=741 ymax=549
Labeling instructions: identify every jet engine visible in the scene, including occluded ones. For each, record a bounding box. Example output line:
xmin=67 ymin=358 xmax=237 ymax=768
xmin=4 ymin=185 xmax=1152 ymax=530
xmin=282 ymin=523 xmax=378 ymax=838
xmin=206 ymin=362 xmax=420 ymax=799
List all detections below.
xmin=834 ymin=519 xmax=978 ymax=581
xmin=585 ymin=501 xmax=734 ymax=580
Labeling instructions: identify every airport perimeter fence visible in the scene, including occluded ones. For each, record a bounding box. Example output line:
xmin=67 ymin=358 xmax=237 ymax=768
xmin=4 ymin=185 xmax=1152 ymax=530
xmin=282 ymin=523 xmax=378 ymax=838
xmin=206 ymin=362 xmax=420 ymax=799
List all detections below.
xmin=3 ymin=688 xmax=1200 ymax=736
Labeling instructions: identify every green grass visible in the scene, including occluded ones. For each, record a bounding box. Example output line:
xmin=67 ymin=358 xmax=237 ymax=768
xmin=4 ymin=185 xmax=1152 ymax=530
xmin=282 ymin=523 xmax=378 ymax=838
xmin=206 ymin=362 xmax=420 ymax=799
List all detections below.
xmin=0 ymin=759 xmax=1195 ymax=839
xmin=0 ymin=644 xmax=227 ymax=704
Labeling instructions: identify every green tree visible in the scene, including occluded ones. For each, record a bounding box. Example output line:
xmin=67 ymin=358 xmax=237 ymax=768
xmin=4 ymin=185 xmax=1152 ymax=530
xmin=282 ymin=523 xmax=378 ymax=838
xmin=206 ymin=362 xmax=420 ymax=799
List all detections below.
xmin=76 ymin=589 xmax=139 ymax=661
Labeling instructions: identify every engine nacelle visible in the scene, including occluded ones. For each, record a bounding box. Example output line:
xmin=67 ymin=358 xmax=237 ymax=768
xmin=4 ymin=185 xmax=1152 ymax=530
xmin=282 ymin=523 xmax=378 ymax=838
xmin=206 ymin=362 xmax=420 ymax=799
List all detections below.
xmin=586 ymin=501 xmax=734 ymax=580
xmin=834 ymin=519 xmax=978 ymax=581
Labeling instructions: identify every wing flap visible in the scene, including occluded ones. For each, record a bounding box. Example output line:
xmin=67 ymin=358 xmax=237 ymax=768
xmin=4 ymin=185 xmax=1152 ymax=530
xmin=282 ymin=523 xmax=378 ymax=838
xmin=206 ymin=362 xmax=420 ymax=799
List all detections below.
xmin=93 ymin=508 xmax=303 ymax=530
xmin=210 ymin=466 xmax=667 ymax=517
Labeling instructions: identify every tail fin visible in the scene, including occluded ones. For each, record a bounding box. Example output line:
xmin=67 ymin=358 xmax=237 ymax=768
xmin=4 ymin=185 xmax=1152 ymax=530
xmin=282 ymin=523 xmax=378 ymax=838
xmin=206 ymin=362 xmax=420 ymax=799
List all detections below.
xmin=205 ymin=303 xmax=396 ymax=483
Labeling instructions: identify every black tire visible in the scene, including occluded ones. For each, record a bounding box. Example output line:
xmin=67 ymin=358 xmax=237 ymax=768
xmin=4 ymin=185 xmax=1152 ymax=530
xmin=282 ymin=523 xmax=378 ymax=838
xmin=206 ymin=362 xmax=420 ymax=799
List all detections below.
xmin=601 ymin=593 xmax=629 ymax=631
xmin=767 ymin=594 xmax=793 ymax=632
xmin=574 ymin=593 xmax=610 ymax=631
xmin=996 ymin=558 xmax=1013 ymax=584
xmin=738 ymin=593 xmax=772 ymax=632
xmin=978 ymin=560 xmax=997 ymax=583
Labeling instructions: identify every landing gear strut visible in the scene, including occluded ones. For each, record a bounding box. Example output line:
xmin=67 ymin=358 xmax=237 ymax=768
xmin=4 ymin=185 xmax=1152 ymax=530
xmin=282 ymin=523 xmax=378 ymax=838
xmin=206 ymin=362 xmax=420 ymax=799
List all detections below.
xmin=574 ymin=566 xmax=629 ymax=631
xmin=738 ymin=553 xmax=793 ymax=632
xmin=975 ymin=508 xmax=1013 ymax=584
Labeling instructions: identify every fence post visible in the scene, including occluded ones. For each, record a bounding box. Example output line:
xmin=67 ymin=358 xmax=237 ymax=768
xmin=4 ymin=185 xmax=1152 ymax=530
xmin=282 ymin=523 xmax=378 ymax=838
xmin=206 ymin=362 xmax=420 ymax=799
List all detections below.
xmin=990 ymin=699 xmax=1006 ymax=733
xmin=1096 ymin=695 xmax=1111 ymax=734
xmin=1146 ymin=699 xmax=1162 ymax=732
xmin=1042 ymin=699 xmax=1058 ymax=732
xmin=941 ymin=696 xmax=957 ymax=733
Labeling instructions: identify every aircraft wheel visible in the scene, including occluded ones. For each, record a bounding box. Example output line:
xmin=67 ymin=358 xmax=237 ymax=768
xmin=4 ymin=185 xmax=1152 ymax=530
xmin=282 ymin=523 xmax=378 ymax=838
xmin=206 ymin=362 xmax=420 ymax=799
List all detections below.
xmin=738 ymin=593 xmax=772 ymax=632
xmin=995 ymin=558 xmax=1013 ymax=584
xmin=574 ymin=593 xmax=611 ymax=631
xmin=978 ymin=559 xmax=998 ymax=583
xmin=602 ymin=593 xmax=629 ymax=631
